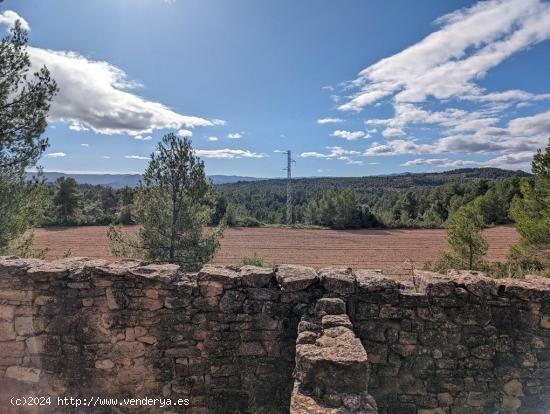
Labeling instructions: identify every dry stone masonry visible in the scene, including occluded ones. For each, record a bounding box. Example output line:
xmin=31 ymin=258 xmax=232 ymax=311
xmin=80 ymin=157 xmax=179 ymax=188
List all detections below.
xmin=0 ymin=257 xmax=549 ymax=413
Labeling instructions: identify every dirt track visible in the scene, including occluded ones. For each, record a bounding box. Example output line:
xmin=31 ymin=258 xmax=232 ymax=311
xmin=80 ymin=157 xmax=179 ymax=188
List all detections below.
xmin=31 ymin=225 xmax=520 ymax=272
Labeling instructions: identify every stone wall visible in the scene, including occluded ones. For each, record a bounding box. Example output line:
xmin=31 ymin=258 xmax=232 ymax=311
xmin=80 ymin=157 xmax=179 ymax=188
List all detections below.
xmin=0 ymin=257 xmax=549 ymax=413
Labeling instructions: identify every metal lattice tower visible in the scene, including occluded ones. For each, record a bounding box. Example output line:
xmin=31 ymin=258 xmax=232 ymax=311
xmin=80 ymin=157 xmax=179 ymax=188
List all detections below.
xmin=283 ymin=150 xmax=295 ymax=225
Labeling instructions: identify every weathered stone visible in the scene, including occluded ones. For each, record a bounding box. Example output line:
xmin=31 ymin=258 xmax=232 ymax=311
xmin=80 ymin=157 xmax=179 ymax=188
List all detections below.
xmin=0 ymin=320 xmax=16 ymax=340
xmin=316 ymin=297 xmax=346 ymax=316
xmin=5 ymin=366 xmax=41 ymax=383
xmin=275 ymin=264 xmax=318 ymax=292
xmin=95 ymin=359 xmax=115 ymax=370
xmin=0 ymin=304 xmax=15 ymax=320
xmin=198 ymin=264 xmax=240 ymax=287
xmin=14 ymin=316 xmax=36 ymax=336
xmin=321 ymin=314 xmax=353 ymax=329
xmin=355 ymin=270 xmax=397 ymax=292
xmin=240 ymin=265 xmax=274 ymax=287
xmin=503 ymin=379 xmax=523 ymax=398
xmin=0 ymin=289 xmax=33 ymax=302
xmin=238 ymin=342 xmax=265 ymax=356
xmin=319 ymin=267 xmax=356 ymax=295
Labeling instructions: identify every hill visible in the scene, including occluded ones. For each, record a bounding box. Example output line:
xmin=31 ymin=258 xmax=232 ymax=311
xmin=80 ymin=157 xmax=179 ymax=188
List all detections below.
xmin=26 ymin=172 xmax=261 ymax=188
xmin=217 ymin=168 xmax=530 ymax=193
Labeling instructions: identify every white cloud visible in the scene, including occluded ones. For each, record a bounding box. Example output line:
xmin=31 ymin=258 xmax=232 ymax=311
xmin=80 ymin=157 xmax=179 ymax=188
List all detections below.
xmin=483 ymin=151 xmax=534 ymax=170
xmin=134 ymin=135 xmax=153 ymax=141
xmin=300 ymin=146 xmax=361 ymax=165
xmin=102 ymin=156 xmax=111 ymax=159
xmin=211 ymin=119 xmax=226 ymax=126
xmin=0 ymin=10 xmax=30 ymax=31
xmin=46 ymin=152 xmax=66 ymax=158
xmin=463 ymin=89 xmax=550 ymax=102
xmin=317 ymin=118 xmax=344 ymax=125
xmin=28 ymin=47 xmax=212 ymax=136
xmin=195 ymin=149 xmax=266 ymax=159
xmin=381 ymin=127 xmax=405 ymax=138
xmin=227 ymin=132 xmax=243 ymax=139
xmin=68 ymin=122 xmax=89 ymax=132
xmin=331 ymin=130 xmax=366 ymax=140
xmin=125 ymin=155 xmax=149 ymax=160
xmin=207 ymin=136 xmax=219 ymax=142
xmin=81 ymin=143 xmax=89 ymax=147
xmin=177 ymin=129 xmax=193 ymax=138
xmin=339 ymin=0 xmax=550 ymax=111
xmin=401 ymin=158 xmax=479 ymax=167
xmin=300 ymin=151 xmax=328 ymax=158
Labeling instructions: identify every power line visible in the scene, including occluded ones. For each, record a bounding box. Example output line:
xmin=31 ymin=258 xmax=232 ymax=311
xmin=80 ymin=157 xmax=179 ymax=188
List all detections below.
xmin=283 ymin=150 xmax=295 ymax=226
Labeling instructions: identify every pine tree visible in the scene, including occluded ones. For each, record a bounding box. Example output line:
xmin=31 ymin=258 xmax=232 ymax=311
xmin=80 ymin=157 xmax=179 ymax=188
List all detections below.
xmin=109 ymin=133 xmax=224 ymax=270
xmin=509 ymin=139 xmax=550 ymax=269
xmin=0 ymin=20 xmax=57 ymax=252
xmin=446 ymin=204 xmax=488 ymax=270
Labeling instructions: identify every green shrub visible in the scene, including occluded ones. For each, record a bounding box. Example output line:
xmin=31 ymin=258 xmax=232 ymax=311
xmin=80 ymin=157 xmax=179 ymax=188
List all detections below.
xmin=241 ymin=253 xmax=265 ymax=267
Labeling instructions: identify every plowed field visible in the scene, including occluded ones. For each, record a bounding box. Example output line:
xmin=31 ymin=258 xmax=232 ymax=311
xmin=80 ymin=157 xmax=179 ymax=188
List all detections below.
xmin=31 ymin=225 xmax=520 ymax=272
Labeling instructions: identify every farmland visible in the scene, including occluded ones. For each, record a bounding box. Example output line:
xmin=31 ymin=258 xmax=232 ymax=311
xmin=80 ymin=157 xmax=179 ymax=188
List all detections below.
xmin=32 ymin=225 xmax=520 ymax=272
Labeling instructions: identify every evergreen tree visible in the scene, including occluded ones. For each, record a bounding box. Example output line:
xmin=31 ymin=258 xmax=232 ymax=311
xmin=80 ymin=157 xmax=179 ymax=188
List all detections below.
xmin=109 ymin=133 xmax=224 ymax=270
xmin=53 ymin=177 xmax=80 ymax=224
xmin=446 ymin=204 xmax=488 ymax=270
xmin=509 ymin=139 xmax=550 ymax=269
xmin=0 ymin=21 xmax=57 ymax=252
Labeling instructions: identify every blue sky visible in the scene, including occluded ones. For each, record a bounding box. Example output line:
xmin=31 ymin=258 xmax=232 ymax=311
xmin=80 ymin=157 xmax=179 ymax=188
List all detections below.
xmin=1 ymin=0 xmax=549 ymax=177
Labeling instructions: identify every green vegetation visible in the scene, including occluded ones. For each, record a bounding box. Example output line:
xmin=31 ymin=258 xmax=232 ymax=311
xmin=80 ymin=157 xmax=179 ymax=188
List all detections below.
xmin=508 ymin=139 xmax=550 ymax=274
xmin=303 ymin=188 xmax=381 ymax=229
xmin=0 ymin=21 xmax=57 ymax=256
xmin=428 ymin=140 xmax=550 ymax=278
xmin=241 ymin=253 xmax=265 ymax=267
xmin=430 ymin=203 xmax=488 ymax=272
xmin=108 ymin=133 xmax=224 ymax=271
xmin=215 ymin=168 xmax=525 ymax=229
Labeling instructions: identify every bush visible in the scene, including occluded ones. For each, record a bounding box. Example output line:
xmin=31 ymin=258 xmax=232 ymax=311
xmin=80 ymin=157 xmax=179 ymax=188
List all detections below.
xmin=241 ymin=253 xmax=265 ymax=267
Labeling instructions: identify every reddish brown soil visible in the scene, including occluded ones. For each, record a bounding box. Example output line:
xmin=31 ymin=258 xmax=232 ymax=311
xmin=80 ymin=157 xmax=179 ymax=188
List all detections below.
xmin=31 ymin=225 xmax=520 ymax=272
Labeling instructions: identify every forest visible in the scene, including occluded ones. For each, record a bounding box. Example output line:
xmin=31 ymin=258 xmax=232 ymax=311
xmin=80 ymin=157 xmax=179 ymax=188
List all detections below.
xmin=30 ymin=167 xmax=529 ymax=230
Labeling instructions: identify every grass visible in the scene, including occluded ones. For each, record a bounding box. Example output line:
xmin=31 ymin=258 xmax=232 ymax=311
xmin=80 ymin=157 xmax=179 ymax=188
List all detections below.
xmin=241 ymin=253 xmax=266 ymax=267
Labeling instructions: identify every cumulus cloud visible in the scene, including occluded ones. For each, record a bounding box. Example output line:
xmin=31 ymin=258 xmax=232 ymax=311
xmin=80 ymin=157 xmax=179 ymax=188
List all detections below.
xmin=300 ymin=146 xmax=361 ymax=164
xmin=195 ymin=149 xmax=266 ymax=159
xmin=326 ymin=0 xmax=550 ymax=172
xmin=401 ymin=158 xmax=479 ymax=167
xmin=227 ymin=133 xmax=243 ymax=139
xmin=331 ymin=130 xmax=366 ymax=140
xmin=125 ymin=155 xmax=149 ymax=160
xmin=317 ymin=118 xmax=344 ymax=125
xmin=483 ymin=151 xmax=535 ymax=170
xmin=177 ymin=129 xmax=193 ymax=138
xmin=0 ymin=10 xmax=30 ymax=31
xmin=46 ymin=152 xmax=66 ymax=158
xmin=207 ymin=136 xmax=219 ymax=141
xmin=340 ymin=0 xmax=550 ymax=111
xmin=28 ymin=47 xmax=213 ymax=136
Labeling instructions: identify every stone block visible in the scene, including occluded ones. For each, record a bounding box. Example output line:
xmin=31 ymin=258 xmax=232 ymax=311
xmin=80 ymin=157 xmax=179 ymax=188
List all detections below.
xmin=5 ymin=366 xmax=41 ymax=383
xmin=240 ymin=266 xmax=274 ymax=287
xmin=14 ymin=317 xmax=35 ymax=336
xmin=198 ymin=265 xmax=240 ymax=287
xmin=0 ymin=321 xmax=16 ymax=340
xmin=275 ymin=264 xmax=318 ymax=292
xmin=0 ymin=304 xmax=15 ymax=320
xmin=318 ymin=266 xmax=356 ymax=295
xmin=321 ymin=314 xmax=353 ymax=329
xmin=316 ymin=297 xmax=346 ymax=316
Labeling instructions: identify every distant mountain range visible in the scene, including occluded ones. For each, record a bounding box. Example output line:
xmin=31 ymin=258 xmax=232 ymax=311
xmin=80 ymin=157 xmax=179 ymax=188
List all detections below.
xmin=26 ymin=172 xmax=261 ymax=188
xmin=27 ymin=167 xmax=530 ymax=189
